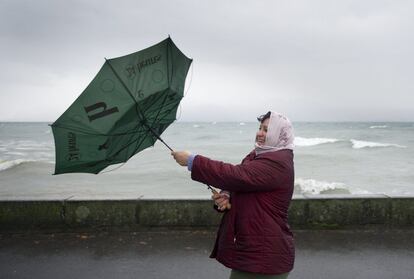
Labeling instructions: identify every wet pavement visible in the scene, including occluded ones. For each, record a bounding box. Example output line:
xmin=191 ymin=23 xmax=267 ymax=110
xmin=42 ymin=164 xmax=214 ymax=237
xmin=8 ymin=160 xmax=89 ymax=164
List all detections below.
xmin=1 ymin=229 xmax=414 ymax=279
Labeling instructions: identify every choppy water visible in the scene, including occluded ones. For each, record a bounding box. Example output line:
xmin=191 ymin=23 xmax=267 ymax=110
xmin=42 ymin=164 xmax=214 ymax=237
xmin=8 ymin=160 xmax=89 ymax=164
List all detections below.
xmin=0 ymin=122 xmax=413 ymax=200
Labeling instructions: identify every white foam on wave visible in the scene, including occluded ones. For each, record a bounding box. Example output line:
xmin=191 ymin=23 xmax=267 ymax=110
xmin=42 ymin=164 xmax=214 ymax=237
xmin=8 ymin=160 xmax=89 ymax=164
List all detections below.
xmin=351 ymin=188 xmax=372 ymax=195
xmin=295 ymin=178 xmax=348 ymax=194
xmin=239 ymin=122 xmax=245 ymax=126
xmin=350 ymin=139 xmax=406 ymax=149
xmin=294 ymin=137 xmax=340 ymax=147
xmin=15 ymin=147 xmax=51 ymax=151
xmin=1 ymin=140 xmax=51 ymax=148
xmin=16 ymin=141 xmax=51 ymax=148
xmin=4 ymin=151 xmax=27 ymax=156
xmin=0 ymin=159 xmax=35 ymax=172
xmin=33 ymin=151 xmax=54 ymax=158
xmin=369 ymin=125 xmax=388 ymax=129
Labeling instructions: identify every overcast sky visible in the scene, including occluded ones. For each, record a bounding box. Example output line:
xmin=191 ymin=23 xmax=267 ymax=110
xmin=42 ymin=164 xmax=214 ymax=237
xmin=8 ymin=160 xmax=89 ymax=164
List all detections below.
xmin=0 ymin=0 xmax=413 ymax=122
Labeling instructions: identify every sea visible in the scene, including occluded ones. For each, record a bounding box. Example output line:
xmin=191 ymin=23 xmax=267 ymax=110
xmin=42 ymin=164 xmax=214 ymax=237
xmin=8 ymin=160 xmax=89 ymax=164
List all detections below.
xmin=0 ymin=122 xmax=413 ymax=200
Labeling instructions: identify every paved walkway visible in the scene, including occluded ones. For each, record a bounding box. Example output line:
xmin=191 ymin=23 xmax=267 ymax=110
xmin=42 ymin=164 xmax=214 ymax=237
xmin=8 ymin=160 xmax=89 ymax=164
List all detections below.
xmin=1 ymin=229 xmax=414 ymax=279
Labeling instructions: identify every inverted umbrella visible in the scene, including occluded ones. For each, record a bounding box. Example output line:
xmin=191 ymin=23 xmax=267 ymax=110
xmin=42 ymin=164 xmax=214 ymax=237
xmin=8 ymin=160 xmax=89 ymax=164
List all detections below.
xmin=51 ymin=37 xmax=192 ymax=174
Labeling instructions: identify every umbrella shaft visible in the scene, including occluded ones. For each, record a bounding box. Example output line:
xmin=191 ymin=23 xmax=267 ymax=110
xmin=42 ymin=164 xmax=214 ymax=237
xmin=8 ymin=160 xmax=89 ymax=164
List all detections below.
xmin=158 ymin=138 xmax=173 ymax=152
xmin=145 ymin=124 xmax=173 ymax=152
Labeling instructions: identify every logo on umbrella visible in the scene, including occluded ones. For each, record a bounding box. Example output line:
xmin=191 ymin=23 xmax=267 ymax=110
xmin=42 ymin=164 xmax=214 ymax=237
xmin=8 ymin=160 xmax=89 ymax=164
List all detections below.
xmin=67 ymin=132 xmax=80 ymax=161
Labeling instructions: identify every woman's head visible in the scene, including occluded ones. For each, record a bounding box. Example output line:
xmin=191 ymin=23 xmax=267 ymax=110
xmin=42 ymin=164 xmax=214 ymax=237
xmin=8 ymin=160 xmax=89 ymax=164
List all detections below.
xmin=255 ymin=112 xmax=271 ymax=146
xmin=255 ymin=111 xmax=294 ymax=155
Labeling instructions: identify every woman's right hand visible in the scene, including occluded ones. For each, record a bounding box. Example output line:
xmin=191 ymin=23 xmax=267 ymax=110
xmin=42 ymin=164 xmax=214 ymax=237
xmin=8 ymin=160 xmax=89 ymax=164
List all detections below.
xmin=171 ymin=151 xmax=191 ymax=166
xmin=212 ymin=191 xmax=231 ymax=211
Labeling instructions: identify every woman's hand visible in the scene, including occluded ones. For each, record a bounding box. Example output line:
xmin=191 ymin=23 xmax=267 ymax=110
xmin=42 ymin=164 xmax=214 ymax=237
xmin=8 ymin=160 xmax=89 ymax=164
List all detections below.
xmin=212 ymin=191 xmax=231 ymax=211
xmin=171 ymin=151 xmax=191 ymax=166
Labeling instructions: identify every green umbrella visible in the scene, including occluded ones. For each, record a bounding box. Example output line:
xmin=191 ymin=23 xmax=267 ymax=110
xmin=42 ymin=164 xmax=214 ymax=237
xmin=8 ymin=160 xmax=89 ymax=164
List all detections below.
xmin=51 ymin=37 xmax=192 ymax=174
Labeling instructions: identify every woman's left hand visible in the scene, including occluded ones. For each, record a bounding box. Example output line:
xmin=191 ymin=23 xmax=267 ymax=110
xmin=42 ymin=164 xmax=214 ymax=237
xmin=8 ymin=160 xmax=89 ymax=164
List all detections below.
xmin=171 ymin=151 xmax=191 ymax=166
xmin=212 ymin=192 xmax=231 ymax=211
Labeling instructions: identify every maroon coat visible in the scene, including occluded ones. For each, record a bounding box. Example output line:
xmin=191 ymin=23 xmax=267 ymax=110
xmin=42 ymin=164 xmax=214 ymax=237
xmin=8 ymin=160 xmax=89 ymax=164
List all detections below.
xmin=191 ymin=149 xmax=295 ymax=275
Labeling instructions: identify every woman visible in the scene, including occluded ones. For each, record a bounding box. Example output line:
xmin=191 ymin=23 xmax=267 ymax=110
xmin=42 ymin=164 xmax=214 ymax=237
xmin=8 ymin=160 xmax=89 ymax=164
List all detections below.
xmin=171 ymin=111 xmax=295 ymax=279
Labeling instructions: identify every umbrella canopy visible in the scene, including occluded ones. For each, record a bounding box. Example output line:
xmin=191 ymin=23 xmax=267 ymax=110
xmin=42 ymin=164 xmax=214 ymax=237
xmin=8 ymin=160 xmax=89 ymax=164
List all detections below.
xmin=51 ymin=37 xmax=192 ymax=174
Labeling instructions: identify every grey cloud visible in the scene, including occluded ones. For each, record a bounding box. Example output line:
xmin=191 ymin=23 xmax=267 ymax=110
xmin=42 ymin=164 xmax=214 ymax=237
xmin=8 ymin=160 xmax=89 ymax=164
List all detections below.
xmin=0 ymin=0 xmax=413 ymax=121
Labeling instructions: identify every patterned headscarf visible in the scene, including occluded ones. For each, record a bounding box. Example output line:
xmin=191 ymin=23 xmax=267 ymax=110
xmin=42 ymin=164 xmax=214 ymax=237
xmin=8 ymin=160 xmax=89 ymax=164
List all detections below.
xmin=254 ymin=111 xmax=295 ymax=155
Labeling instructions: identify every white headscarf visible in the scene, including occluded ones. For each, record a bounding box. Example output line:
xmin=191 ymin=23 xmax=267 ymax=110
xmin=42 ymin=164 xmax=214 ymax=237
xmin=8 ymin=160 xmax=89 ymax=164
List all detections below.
xmin=254 ymin=111 xmax=295 ymax=155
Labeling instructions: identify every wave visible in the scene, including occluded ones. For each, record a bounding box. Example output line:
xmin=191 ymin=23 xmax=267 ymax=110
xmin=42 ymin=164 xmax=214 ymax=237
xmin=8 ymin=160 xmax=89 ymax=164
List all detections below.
xmin=1 ymin=140 xmax=52 ymax=148
xmin=350 ymin=139 xmax=406 ymax=149
xmin=195 ymin=135 xmax=216 ymax=140
xmin=4 ymin=151 xmax=27 ymax=156
xmin=0 ymin=159 xmax=35 ymax=172
xmin=294 ymin=137 xmax=340 ymax=147
xmin=14 ymin=147 xmax=52 ymax=151
xmin=369 ymin=125 xmax=388 ymax=129
xmin=295 ymin=178 xmax=350 ymax=195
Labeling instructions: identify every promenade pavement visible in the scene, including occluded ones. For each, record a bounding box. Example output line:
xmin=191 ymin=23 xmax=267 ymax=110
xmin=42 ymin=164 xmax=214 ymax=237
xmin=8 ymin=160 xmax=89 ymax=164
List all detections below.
xmin=1 ymin=229 xmax=413 ymax=279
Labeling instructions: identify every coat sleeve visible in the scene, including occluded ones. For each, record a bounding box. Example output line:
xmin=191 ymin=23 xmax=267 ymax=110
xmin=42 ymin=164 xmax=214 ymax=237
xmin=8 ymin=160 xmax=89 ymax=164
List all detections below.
xmin=190 ymin=154 xmax=289 ymax=192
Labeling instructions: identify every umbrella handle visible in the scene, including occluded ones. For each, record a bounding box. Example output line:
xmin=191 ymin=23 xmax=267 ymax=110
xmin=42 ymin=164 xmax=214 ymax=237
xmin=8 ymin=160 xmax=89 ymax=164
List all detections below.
xmin=208 ymin=185 xmax=231 ymax=210
xmin=207 ymin=184 xmax=218 ymax=194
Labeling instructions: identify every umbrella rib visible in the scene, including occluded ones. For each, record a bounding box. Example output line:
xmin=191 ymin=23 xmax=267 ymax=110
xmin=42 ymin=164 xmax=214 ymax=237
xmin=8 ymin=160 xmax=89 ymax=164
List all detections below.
xmin=124 ymin=91 xmax=177 ymax=157
xmin=152 ymin=39 xmax=175 ymax=126
xmin=148 ymin=98 xmax=181 ymax=125
xmin=141 ymin=89 xmax=180 ymax=125
xmin=141 ymin=93 xmax=179 ymax=148
xmin=107 ymin=128 xmax=154 ymax=162
xmin=135 ymin=40 xmax=173 ymax=141
xmin=149 ymin=89 xmax=170 ymax=128
xmin=166 ymin=38 xmax=172 ymax=88
xmin=105 ymin=59 xmax=172 ymax=151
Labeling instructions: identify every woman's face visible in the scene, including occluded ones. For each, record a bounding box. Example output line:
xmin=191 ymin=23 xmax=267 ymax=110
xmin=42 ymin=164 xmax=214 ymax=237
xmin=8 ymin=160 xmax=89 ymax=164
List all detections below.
xmin=255 ymin=118 xmax=269 ymax=146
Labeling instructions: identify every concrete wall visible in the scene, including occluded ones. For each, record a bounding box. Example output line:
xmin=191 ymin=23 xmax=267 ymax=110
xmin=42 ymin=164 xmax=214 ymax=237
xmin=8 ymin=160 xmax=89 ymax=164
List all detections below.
xmin=1 ymin=195 xmax=413 ymax=231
